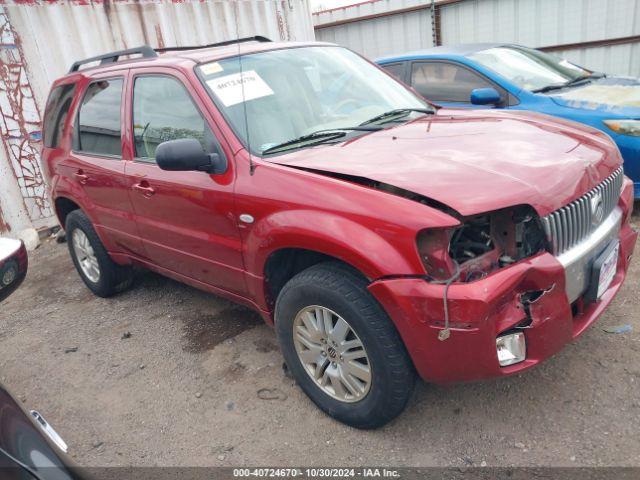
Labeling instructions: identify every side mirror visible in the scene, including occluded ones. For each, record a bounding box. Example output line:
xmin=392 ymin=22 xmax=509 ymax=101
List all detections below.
xmin=156 ymin=138 xmax=227 ymax=174
xmin=470 ymin=87 xmax=502 ymax=106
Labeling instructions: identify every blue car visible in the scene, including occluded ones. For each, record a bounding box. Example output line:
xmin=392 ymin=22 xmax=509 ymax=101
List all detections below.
xmin=377 ymin=44 xmax=640 ymax=198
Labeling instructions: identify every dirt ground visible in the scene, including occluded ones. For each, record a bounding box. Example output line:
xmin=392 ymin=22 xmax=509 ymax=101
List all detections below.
xmin=1 ymin=208 xmax=639 ymax=468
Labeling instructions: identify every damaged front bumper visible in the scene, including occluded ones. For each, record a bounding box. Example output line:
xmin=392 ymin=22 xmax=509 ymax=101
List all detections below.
xmin=368 ymin=189 xmax=637 ymax=384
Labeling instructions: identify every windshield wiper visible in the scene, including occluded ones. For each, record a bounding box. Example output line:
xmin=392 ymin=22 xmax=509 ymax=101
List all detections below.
xmin=359 ymin=108 xmax=434 ymax=126
xmin=261 ymin=126 xmax=382 ymax=155
xmin=533 ymin=74 xmax=597 ymax=93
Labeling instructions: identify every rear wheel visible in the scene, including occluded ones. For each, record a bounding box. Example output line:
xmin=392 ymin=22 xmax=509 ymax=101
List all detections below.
xmin=275 ymin=262 xmax=415 ymax=429
xmin=65 ymin=210 xmax=133 ymax=297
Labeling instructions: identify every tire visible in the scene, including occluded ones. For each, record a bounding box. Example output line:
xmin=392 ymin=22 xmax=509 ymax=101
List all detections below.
xmin=275 ymin=262 xmax=416 ymax=429
xmin=65 ymin=210 xmax=133 ymax=297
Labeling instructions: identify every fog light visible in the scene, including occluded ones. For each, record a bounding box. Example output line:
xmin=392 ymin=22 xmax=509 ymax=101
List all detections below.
xmin=496 ymin=332 xmax=526 ymax=367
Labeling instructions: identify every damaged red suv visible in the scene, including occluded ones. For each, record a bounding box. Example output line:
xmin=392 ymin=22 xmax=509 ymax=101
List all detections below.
xmin=42 ymin=38 xmax=637 ymax=428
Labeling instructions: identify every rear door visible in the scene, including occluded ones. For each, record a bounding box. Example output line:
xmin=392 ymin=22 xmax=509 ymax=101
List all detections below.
xmin=63 ymin=72 xmax=142 ymax=256
xmin=123 ymin=68 xmax=246 ymax=295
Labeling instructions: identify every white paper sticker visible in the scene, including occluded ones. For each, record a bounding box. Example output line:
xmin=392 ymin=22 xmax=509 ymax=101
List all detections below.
xmin=206 ymin=70 xmax=274 ymax=107
xmin=201 ymin=62 xmax=223 ymax=75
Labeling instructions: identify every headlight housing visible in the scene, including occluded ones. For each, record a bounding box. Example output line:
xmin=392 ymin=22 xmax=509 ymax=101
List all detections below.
xmin=603 ymin=119 xmax=640 ymax=136
xmin=417 ymin=206 xmax=547 ymax=282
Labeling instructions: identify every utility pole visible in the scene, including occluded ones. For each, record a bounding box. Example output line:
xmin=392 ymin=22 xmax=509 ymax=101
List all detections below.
xmin=431 ymin=0 xmax=440 ymax=47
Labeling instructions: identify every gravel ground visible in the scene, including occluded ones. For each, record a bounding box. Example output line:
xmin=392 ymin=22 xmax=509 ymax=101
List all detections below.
xmin=1 ymin=208 xmax=639 ymax=468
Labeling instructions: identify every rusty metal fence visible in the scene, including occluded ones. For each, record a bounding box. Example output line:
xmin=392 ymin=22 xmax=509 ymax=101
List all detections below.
xmin=0 ymin=0 xmax=314 ymax=239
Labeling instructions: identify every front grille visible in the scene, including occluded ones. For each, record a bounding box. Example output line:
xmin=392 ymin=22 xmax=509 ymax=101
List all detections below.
xmin=541 ymin=166 xmax=623 ymax=255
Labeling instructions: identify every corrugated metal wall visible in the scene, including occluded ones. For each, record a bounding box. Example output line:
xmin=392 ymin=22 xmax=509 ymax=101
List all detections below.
xmin=439 ymin=0 xmax=640 ymax=77
xmin=314 ymin=0 xmax=433 ymax=59
xmin=0 ymin=0 xmax=314 ymax=239
xmin=314 ymin=0 xmax=640 ymax=76
xmin=0 ymin=5 xmax=51 ymax=241
xmin=551 ymin=43 xmax=640 ymax=78
xmin=8 ymin=0 xmax=315 ymax=110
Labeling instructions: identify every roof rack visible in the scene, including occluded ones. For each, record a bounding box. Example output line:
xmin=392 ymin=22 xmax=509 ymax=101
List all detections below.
xmin=69 ymin=45 xmax=158 ymax=73
xmin=155 ymin=35 xmax=272 ymax=53
xmin=67 ymin=36 xmax=272 ymax=74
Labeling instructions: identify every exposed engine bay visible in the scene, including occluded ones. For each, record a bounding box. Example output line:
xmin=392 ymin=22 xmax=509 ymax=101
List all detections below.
xmin=350 ymin=176 xmax=549 ymax=283
xmin=357 ymin=177 xmax=549 ymax=283
xmin=417 ymin=205 xmax=548 ymax=283
xmin=447 ymin=206 xmax=548 ymax=282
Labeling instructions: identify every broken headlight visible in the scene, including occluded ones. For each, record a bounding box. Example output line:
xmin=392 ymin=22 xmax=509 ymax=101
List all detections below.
xmin=603 ymin=119 xmax=640 ymax=137
xmin=417 ymin=206 xmax=547 ymax=282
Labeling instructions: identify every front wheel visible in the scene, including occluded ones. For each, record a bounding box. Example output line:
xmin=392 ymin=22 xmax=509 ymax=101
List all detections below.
xmin=275 ymin=262 xmax=415 ymax=429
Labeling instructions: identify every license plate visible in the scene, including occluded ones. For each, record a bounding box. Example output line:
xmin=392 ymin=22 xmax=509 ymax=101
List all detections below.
xmin=597 ymin=242 xmax=619 ymax=299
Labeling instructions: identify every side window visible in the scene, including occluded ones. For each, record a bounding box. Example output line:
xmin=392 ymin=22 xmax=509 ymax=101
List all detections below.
xmin=43 ymin=84 xmax=76 ymax=148
xmin=133 ymin=76 xmax=214 ymax=160
xmin=75 ymin=78 xmax=123 ymax=156
xmin=382 ymin=63 xmax=405 ymax=82
xmin=410 ymin=62 xmax=493 ymax=103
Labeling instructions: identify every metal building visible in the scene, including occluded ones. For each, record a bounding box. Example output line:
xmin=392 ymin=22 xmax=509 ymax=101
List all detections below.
xmin=0 ymin=0 xmax=315 ymax=247
xmin=314 ymin=0 xmax=640 ymax=76
xmin=313 ymin=0 xmax=435 ymax=59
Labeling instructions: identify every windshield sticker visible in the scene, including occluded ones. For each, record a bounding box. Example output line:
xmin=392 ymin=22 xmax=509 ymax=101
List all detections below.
xmin=206 ymin=70 xmax=274 ymax=107
xmin=201 ymin=62 xmax=223 ymax=75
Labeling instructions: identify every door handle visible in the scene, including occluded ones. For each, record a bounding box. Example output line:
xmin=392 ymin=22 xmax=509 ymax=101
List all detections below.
xmin=133 ymin=182 xmax=155 ymax=197
xmin=74 ymin=170 xmax=89 ymax=184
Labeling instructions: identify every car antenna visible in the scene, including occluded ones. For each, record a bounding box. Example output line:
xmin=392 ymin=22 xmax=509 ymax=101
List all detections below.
xmin=234 ymin=3 xmax=256 ymax=176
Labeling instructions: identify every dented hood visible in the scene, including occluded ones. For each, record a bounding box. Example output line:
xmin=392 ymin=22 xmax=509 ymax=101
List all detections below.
xmin=549 ymin=76 xmax=640 ymax=115
xmin=270 ymin=109 xmax=622 ymax=217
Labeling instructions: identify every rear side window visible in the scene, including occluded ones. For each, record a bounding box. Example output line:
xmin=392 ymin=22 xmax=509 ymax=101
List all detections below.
xmin=43 ymin=84 xmax=76 ymax=148
xmin=75 ymin=78 xmax=123 ymax=156
xmin=411 ymin=62 xmax=492 ymax=102
xmin=132 ymin=75 xmax=213 ymax=160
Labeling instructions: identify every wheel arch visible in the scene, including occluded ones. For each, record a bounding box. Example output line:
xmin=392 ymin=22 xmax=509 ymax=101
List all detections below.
xmin=263 ymin=248 xmax=368 ymax=310
xmin=52 ymin=193 xmax=123 ymax=260
xmin=244 ymin=210 xmax=420 ymax=313
xmin=54 ymin=196 xmax=82 ymax=228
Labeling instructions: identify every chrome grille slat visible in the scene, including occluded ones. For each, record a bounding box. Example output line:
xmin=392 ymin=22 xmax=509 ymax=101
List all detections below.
xmin=564 ymin=207 xmax=575 ymax=249
xmin=563 ymin=210 xmax=569 ymax=250
xmin=552 ymin=213 xmax=560 ymax=255
xmin=603 ymin=177 xmax=610 ymax=215
xmin=579 ymin=197 xmax=587 ymax=240
xmin=576 ymin=198 xmax=583 ymax=242
xmin=542 ymin=167 xmax=623 ymax=256
xmin=570 ymin=206 xmax=578 ymax=248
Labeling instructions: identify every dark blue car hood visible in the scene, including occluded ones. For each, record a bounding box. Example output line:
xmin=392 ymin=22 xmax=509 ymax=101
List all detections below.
xmin=548 ymin=76 xmax=640 ymax=117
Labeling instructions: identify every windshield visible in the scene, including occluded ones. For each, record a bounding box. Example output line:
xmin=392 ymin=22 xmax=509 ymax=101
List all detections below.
xmin=469 ymin=46 xmax=590 ymax=92
xmin=197 ymin=46 xmax=430 ymax=155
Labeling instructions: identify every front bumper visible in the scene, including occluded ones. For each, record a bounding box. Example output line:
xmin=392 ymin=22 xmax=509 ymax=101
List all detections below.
xmin=368 ymin=187 xmax=637 ymax=384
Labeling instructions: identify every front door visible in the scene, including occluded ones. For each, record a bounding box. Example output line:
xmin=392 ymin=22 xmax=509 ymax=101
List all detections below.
xmin=124 ymin=70 xmax=246 ymax=295
xmin=409 ymin=60 xmax=504 ymax=108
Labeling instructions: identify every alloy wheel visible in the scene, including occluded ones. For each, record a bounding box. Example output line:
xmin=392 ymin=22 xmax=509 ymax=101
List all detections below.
xmin=72 ymin=229 xmax=100 ymax=283
xmin=292 ymin=305 xmax=371 ymax=403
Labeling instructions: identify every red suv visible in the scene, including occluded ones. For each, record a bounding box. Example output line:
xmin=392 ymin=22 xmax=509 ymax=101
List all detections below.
xmin=42 ymin=37 xmax=637 ymax=428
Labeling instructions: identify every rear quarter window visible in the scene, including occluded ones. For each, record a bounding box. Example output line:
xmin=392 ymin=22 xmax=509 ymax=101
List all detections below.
xmin=43 ymin=83 xmax=76 ymax=148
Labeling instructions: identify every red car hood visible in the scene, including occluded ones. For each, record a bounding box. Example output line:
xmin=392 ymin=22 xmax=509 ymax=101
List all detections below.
xmin=270 ymin=109 xmax=622 ymax=217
